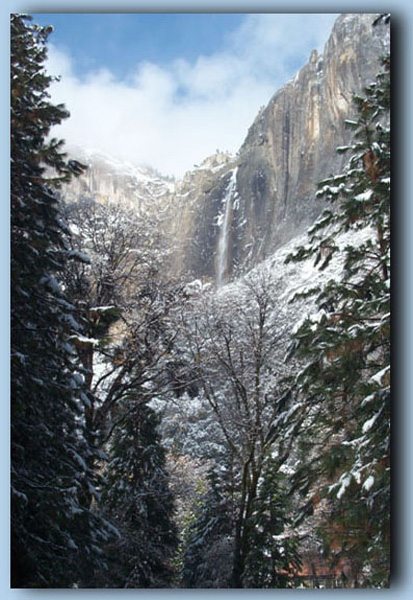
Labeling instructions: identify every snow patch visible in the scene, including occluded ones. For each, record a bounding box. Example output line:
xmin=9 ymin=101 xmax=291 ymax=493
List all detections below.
xmin=336 ymin=475 xmax=351 ymax=499
xmin=362 ymin=411 xmax=380 ymax=433
xmin=371 ymin=365 xmax=390 ymax=386
xmin=363 ymin=475 xmax=375 ymax=491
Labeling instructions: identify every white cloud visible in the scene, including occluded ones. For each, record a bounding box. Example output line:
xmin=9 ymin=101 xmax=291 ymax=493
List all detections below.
xmin=46 ymin=14 xmax=338 ymax=178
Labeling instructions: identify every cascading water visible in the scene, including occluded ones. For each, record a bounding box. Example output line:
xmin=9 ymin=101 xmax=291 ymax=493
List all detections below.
xmin=216 ymin=167 xmax=238 ymax=287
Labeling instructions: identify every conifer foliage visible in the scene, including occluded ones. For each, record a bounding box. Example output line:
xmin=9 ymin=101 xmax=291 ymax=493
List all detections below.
xmin=11 ymin=14 xmax=113 ymax=587
xmin=242 ymin=460 xmax=301 ymax=588
xmin=181 ymin=468 xmax=234 ymax=588
xmin=100 ymin=398 xmax=179 ymax=588
xmin=285 ymin=47 xmax=390 ymax=586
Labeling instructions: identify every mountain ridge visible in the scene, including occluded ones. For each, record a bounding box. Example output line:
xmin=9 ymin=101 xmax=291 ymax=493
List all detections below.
xmin=63 ymin=13 xmax=389 ymax=287
xmin=168 ymin=13 xmax=388 ymax=282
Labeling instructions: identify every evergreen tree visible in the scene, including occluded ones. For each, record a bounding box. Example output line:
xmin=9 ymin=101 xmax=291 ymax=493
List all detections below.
xmin=11 ymin=14 xmax=114 ymax=587
xmin=100 ymin=397 xmax=179 ymax=588
xmin=285 ymin=46 xmax=390 ymax=586
xmin=242 ymin=459 xmax=301 ymax=588
xmin=181 ymin=467 xmax=234 ymax=588
xmin=181 ymin=458 xmax=300 ymax=589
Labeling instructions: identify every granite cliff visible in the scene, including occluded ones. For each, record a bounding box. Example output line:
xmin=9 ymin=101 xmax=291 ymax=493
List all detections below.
xmin=166 ymin=13 xmax=389 ymax=283
xmin=64 ymin=14 xmax=389 ymax=286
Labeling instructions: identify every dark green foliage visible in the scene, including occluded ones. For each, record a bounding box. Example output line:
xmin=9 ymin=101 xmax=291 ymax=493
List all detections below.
xmin=181 ymin=468 xmax=234 ymax=588
xmin=100 ymin=399 xmax=179 ymax=588
xmin=242 ymin=460 xmax=301 ymax=588
xmin=11 ymin=14 xmax=114 ymax=587
xmin=285 ymin=53 xmax=390 ymax=586
xmin=181 ymin=456 xmax=301 ymax=589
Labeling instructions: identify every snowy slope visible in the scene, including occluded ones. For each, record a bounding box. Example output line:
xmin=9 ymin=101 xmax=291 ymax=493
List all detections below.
xmin=62 ymin=146 xmax=176 ymax=213
xmin=213 ymin=224 xmax=374 ymax=333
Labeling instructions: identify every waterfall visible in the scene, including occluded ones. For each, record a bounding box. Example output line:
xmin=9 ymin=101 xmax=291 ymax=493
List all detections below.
xmin=216 ymin=167 xmax=238 ymax=287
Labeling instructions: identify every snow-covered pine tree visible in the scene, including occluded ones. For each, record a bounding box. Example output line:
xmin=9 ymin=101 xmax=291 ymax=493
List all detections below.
xmin=99 ymin=398 xmax=179 ymax=588
xmin=242 ymin=458 xmax=301 ymax=588
xmin=11 ymin=14 xmax=114 ymax=587
xmin=285 ymin=39 xmax=390 ymax=586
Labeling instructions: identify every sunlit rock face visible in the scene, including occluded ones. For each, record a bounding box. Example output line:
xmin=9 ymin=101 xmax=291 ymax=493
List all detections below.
xmin=63 ymin=15 xmax=389 ymax=287
xmin=61 ymin=148 xmax=175 ymax=211
xmin=170 ymin=13 xmax=389 ymax=284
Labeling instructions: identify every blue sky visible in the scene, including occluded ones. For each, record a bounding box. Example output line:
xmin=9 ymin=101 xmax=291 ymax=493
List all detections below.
xmin=33 ymin=13 xmax=339 ymax=177
xmin=34 ymin=14 xmax=246 ymax=80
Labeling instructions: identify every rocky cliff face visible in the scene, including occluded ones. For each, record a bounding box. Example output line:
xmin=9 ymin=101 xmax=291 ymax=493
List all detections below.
xmin=63 ymin=14 xmax=389 ymax=287
xmin=169 ymin=13 xmax=389 ymax=283
xmin=62 ymin=147 xmax=175 ymax=213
